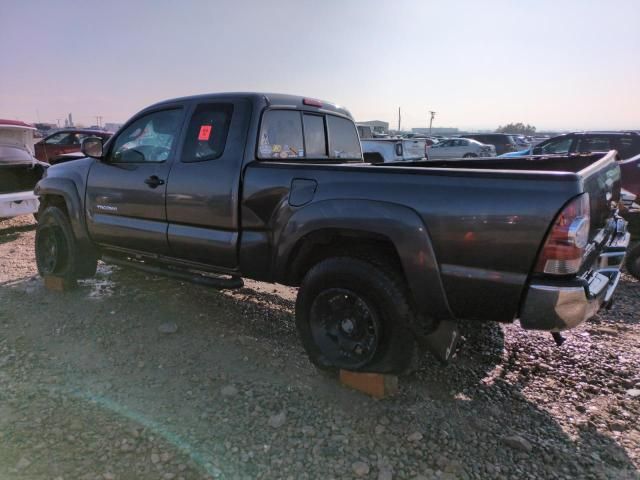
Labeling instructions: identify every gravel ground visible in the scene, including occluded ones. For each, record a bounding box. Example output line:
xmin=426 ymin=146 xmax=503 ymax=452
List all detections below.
xmin=1 ymin=215 xmax=639 ymax=480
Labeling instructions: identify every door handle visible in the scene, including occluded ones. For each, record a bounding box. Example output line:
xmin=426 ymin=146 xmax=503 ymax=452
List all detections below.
xmin=144 ymin=175 xmax=165 ymax=188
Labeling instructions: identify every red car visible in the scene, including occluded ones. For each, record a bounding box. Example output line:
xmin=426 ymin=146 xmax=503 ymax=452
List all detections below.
xmin=34 ymin=129 xmax=112 ymax=163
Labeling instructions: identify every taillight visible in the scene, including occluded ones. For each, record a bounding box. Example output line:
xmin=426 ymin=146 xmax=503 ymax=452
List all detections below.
xmin=535 ymin=193 xmax=590 ymax=275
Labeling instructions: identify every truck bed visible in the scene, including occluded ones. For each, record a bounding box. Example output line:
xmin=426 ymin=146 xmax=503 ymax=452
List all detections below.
xmin=242 ymin=151 xmax=619 ymax=323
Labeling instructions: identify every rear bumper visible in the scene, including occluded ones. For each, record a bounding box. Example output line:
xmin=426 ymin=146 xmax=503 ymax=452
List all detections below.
xmin=519 ymin=230 xmax=630 ymax=331
xmin=0 ymin=191 xmax=39 ymax=218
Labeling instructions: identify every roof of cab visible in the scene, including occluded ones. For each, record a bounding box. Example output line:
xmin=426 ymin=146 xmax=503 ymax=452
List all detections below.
xmin=146 ymin=92 xmax=353 ymax=119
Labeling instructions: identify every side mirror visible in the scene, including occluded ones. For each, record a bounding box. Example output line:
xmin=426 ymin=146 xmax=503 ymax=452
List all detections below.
xmin=81 ymin=137 xmax=104 ymax=159
xmin=532 ymin=146 xmax=542 ymax=155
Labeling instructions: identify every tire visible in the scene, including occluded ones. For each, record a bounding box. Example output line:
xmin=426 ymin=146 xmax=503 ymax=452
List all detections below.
xmin=626 ymin=243 xmax=640 ymax=280
xmin=463 ymin=153 xmax=478 ymax=158
xmin=35 ymin=206 xmax=97 ymax=281
xmin=295 ymin=257 xmax=418 ymax=374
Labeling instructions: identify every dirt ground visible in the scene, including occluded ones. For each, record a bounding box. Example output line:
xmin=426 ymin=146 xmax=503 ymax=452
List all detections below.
xmin=1 ymin=215 xmax=639 ymax=479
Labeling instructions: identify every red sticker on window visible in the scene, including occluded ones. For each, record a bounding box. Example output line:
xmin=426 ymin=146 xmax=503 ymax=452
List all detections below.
xmin=198 ymin=125 xmax=212 ymax=141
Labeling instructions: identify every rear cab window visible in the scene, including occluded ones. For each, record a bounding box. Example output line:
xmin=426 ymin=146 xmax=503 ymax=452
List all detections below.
xmin=258 ymin=110 xmax=361 ymax=161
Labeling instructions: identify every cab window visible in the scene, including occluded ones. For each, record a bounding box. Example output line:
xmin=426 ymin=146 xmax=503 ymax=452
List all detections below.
xmin=303 ymin=114 xmax=327 ymax=157
xmin=258 ymin=110 xmax=304 ymax=159
xmin=258 ymin=110 xmax=360 ymax=160
xmin=575 ymin=136 xmax=612 ymax=153
xmin=539 ymin=137 xmax=572 ymax=154
xmin=182 ymin=103 xmax=233 ymax=162
xmin=45 ymin=132 xmax=78 ymax=145
xmin=614 ymin=137 xmax=639 ymax=159
xmin=327 ymin=115 xmax=361 ymax=160
xmin=110 ymin=109 xmax=182 ymax=163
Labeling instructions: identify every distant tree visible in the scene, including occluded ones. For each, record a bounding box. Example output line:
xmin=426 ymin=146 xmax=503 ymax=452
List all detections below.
xmin=496 ymin=123 xmax=536 ymax=135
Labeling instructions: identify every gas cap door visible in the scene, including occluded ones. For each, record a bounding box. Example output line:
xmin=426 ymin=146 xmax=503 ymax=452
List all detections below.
xmin=289 ymin=178 xmax=318 ymax=207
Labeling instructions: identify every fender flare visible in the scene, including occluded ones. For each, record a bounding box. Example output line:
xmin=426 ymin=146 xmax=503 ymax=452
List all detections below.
xmin=274 ymin=199 xmax=452 ymax=320
xmin=35 ymin=177 xmax=90 ymax=244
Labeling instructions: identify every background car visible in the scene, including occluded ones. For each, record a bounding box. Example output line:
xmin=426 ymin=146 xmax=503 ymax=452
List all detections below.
xmin=499 ymin=131 xmax=640 ymax=159
xmin=0 ymin=119 xmax=47 ymax=219
xmin=460 ymin=133 xmax=519 ymax=155
xmin=427 ymin=138 xmax=495 ymax=159
xmin=34 ymin=128 xmax=112 ymax=163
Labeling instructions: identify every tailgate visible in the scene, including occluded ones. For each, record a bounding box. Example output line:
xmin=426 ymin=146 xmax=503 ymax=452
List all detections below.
xmin=402 ymin=139 xmax=426 ymax=159
xmin=579 ymin=150 xmax=621 ymax=240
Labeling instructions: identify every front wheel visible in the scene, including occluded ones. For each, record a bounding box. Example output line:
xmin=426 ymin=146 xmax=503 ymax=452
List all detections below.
xmin=35 ymin=206 xmax=97 ymax=281
xmin=626 ymin=243 xmax=640 ymax=280
xmin=295 ymin=257 xmax=418 ymax=374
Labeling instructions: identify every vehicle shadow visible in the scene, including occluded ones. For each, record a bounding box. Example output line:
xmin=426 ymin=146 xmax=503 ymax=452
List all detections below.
xmin=0 ymin=222 xmax=35 ymax=244
xmin=0 ymin=269 xmax=637 ymax=479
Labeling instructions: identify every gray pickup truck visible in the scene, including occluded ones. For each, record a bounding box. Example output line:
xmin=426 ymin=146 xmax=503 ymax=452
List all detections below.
xmin=34 ymin=92 xmax=629 ymax=374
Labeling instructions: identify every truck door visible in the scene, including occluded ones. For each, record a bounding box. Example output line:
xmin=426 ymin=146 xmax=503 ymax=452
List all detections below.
xmin=165 ymin=99 xmax=250 ymax=270
xmin=85 ymin=107 xmax=184 ymax=254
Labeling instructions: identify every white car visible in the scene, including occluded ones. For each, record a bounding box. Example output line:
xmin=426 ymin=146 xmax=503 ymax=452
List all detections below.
xmin=0 ymin=119 xmax=46 ymax=219
xmin=361 ymin=138 xmax=429 ymax=163
xmin=428 ymin=138 xmax=495 ymax=159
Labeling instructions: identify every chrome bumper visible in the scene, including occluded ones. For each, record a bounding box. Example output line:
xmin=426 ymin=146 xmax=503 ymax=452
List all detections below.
xmin=519 ymin=231 xmax=630 ymax=331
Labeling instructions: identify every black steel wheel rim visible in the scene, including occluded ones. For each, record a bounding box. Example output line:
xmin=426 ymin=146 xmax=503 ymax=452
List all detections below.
xmin=309 ymin=288 xmax=381 ymax=369
xmin=36 ymin=226 xmax=67 ymax=275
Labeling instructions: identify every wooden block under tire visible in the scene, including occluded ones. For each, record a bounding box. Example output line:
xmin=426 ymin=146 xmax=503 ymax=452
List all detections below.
xmin=43 ymin=275 xmax=76 ymax=292
xmin=339 ymin=370 xmax=398 ymax=398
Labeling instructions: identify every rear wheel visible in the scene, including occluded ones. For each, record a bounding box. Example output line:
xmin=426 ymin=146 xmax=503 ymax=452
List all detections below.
xmin=295 ymin=257 xmax=418 ymax=374
xmin=35 ymin=206 xmax=97 ymax=281
xmin=625 ymin=243 xmax=640 ymax=280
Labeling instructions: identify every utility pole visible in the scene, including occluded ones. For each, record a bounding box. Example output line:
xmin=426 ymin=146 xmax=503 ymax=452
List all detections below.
xmin=429 ymin=111 xmax=436 ymax=135
xmin=397 ymin=107 xmax=401 ymax=133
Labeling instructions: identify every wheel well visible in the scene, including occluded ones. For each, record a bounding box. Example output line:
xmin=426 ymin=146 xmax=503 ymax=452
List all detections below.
xmin=286 ymin=230 xmax=404 ymax=286
xmin=39 ymin=194 xmax=69 ymax=217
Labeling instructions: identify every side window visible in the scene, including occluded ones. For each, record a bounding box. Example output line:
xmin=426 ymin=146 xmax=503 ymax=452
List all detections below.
xmin=615 ymin=137 xmax=638 ymax=159
xmin=327 ymin=115 xmax=361 ymax=159
xmin=303 ymin=114 xmax=327 ymax=157
xmin=258 ymin=110 xmax=304 ymax=159
xmin=182 ymin=103 xmax=233 ymax=163
xmin=45 ymin=133 xmax=73 ymax=145
xmin=110 ymin=109 xmax=182 ymax=163
xmin=540 ymin=137 xmax=572 ymax=154
xmin=575 ymin=136 xmax=612 ymax=153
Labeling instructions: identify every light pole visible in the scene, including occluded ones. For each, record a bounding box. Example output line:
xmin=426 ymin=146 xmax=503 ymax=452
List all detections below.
xmin=429 ymin=111 xmax=436 ymax=135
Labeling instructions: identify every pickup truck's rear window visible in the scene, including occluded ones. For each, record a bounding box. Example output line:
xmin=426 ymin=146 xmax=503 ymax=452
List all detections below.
xmin=259 ymin=110 xmax=304 ymax=159
xmin=327 ymin=115 xmax=361 ymax=160
xmin=258 ymin=110 xmax=361 ymax=161
xmin=182 ymin=103 xmax=233 ymax=162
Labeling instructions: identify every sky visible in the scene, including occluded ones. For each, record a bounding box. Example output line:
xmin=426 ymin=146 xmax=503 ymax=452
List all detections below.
xmin=1 ymin=0 xmax=639 ymax=131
